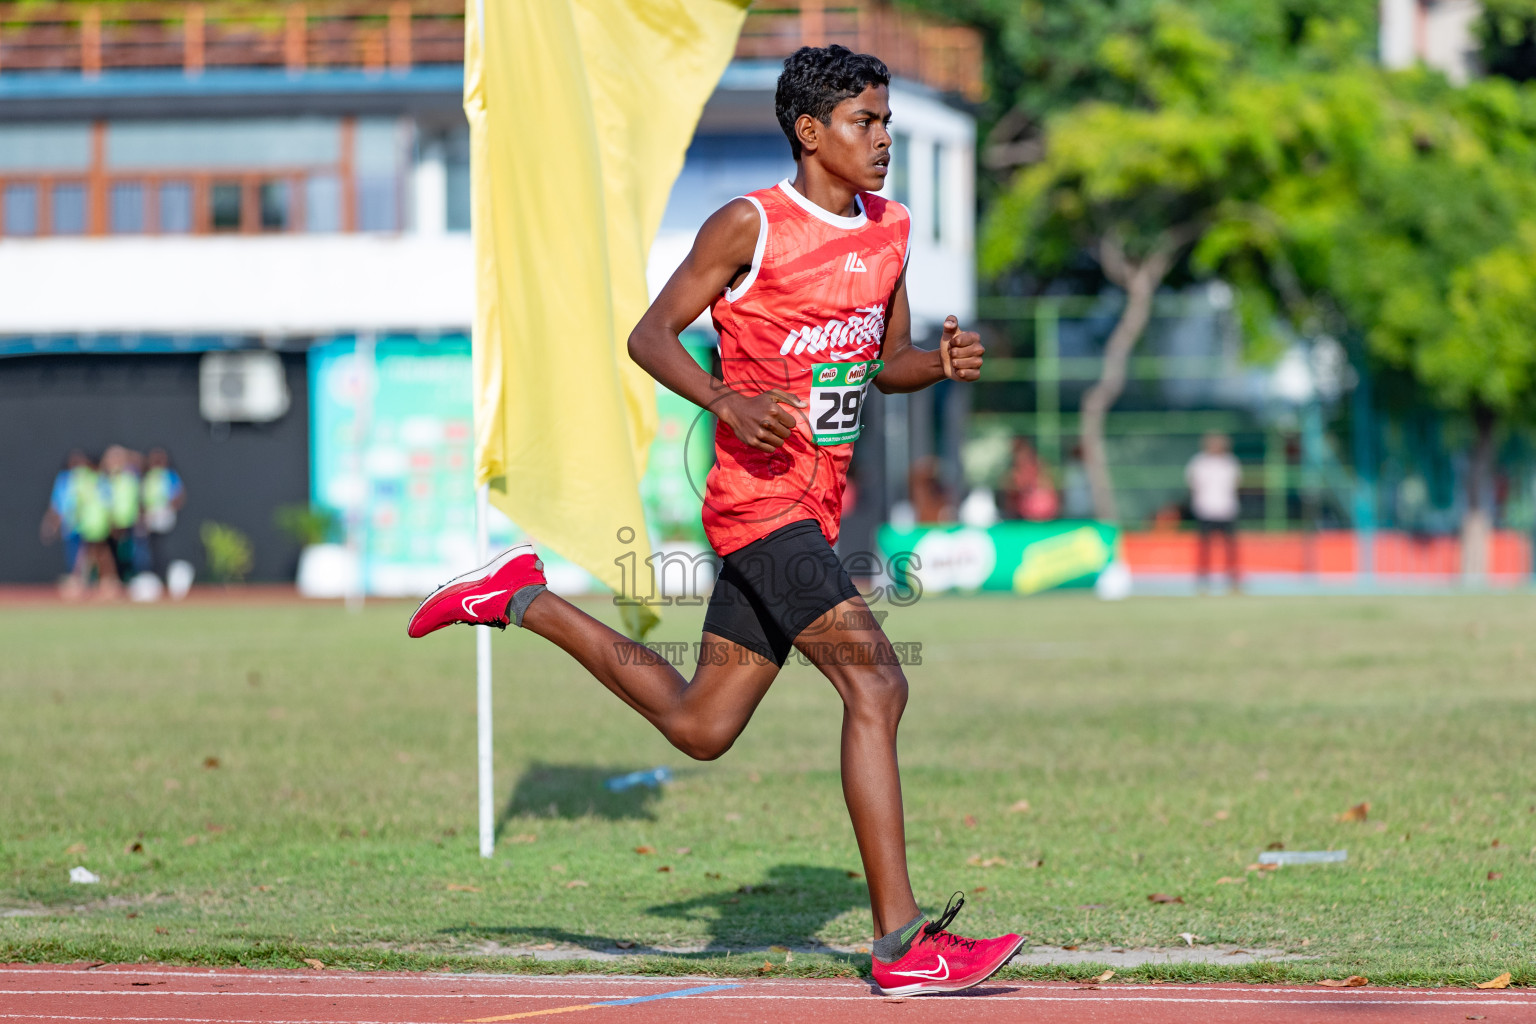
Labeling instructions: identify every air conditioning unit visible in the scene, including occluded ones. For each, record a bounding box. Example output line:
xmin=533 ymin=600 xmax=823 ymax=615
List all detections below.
xmin=200 ymin=350 xmax=291 ymax=423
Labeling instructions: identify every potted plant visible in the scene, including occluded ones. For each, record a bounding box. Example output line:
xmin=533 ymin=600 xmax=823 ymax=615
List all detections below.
xmin=272 ymin=505 xmax=353 ymax=598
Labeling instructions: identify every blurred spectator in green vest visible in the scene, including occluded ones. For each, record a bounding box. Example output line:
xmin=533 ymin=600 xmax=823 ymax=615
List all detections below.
xmin=64 ymin=455 xmax=117 ymax=599
xmin=102 ymin=445 xmax=143 ymax=584
xmin=40 ymin=449 xmax=91 ymax=576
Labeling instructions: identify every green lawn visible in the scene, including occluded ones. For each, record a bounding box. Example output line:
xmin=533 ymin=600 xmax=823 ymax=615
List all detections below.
xmin=1 ymin=593 xmax=1532 ymax=985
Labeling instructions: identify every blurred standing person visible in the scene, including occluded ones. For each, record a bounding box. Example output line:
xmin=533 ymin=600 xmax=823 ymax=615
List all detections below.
xmin=1186 ymin=432 xmax=1241 ymax=592
xmin=142 ymin=448 xmax=186 ymax=579
xmin=908 ymin=456 xmax=955 ymax=524
xmin=1000 ymin=438 xmax=1059 ymax=521
xmin=65 ymin=454 xmax=117 ymax=598
xmin=102 ymin=446 xmax=143 ymax=583
xmin=39 ymin=450 xmax=91 ymax=576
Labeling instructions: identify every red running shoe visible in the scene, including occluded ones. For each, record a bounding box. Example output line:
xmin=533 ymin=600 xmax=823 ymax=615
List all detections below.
xmin=871 ymin=893 xmax=1024 ymax=996
xmin=406 ymin=543 xmax=546 ymax=638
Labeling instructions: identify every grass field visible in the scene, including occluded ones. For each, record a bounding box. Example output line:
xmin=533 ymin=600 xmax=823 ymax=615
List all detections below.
xmin=2 ymin=592 xmax=1532 ymax=986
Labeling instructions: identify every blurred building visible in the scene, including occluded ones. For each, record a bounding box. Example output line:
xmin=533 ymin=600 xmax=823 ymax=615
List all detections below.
xmin=1380 ymin=0 xmax=1482 ymax=83
xmin=0 ymin=0 xmax=978 ymax=586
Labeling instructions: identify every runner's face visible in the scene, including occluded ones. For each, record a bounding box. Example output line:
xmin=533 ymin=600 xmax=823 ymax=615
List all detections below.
xmin=818 ymin=85 xmax=892 ymax=193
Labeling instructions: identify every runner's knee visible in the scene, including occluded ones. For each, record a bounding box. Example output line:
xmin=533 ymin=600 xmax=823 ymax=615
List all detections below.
xmin=842 ymin=664 xmax=908 ymax=721
xmin=665 ymin=716 xmax=740 ymax=762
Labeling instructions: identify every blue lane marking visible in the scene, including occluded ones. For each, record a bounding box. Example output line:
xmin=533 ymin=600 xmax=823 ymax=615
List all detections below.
xmin=600 ymin=984 xmax=740 ymax=1007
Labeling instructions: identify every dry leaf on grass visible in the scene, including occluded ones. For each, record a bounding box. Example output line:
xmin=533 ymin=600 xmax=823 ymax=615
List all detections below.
xmin=846 ymin=870 xmax=864 ymax=879
xmin=1476 ymin=972 xmax=1512 ymax=990
xmin=1061 ymin=944 xmax=1079 ymax=951
xmin=1178 ymin=933 xmax=1199 ymax=946
xmin=963 ymin=815 xmax=978 ymax=828
xmin=1214 ymin=810 xmax=1230 ymax=820
xmin=674 ymin=847 xmax=691 ymax=855
xmin=564 ymin=879 xmax=589 ymax=889
xmin=756 ymin=960 xmax=775 ymax=974
xmin=634 ymin=845 xmax=656 ymax=855
xmin=1488 ymin=871 xmax=1504 ymax=881
xmin=1009 ymin=799 xmax=1031 ymax=814
xmin=1023 ymin=858 xmax=1044 ymax=868
xmin=973 ymin=886 xmax=988 ymax=893
xmin=1090 ymin=970 xmax=1114 ymax=983
xmin=181 ymin=835 xmax=200 ymax=846
xmin=1317 ymin=976 xmax=1368 ymax=988
xmin=1147 ymin=893 xmax=1184 ymax=904
xmin=656 ymin=865 xmax=671 ymax=873
xmin=1215 ymin=876 xmax=1245 ymax=885
xmin=1336 ymin=802 xmax=1370 ymax=823
xmin=506 ymin=834 xmax=538 ymax=844
xmin=1246 ymin=862 xmax=1280 ymax=872
xmin=65 ymin=843 xmax=87 ymax=855
xmin=446 ymin=884 xmax=480 ymax=892
xmin=529 ymin=942 xmax=557 ymax=951
xmin=966 ymin=855 xmax=1007 ymax=868
xmin=302 ymin=958 xmax=324 ymax=970
xmin=124 ymin=841 xmax=144 ymax=854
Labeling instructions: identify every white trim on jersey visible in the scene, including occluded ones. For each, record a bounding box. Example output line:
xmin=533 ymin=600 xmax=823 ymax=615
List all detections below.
xmin=724 ymin=195 xmax=769 ymax=303
xmin=776 ymin=178 xmax=867 ymax=229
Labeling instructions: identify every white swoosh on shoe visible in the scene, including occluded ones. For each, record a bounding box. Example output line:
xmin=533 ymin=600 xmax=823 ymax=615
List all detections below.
xmin=462 ymin=589 xmax=508 ymax=620
xmin=889 ymin=954 xmax=949 ymax=980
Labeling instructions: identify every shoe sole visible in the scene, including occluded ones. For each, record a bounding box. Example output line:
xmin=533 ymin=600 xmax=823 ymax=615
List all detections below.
xmin=407 ymin=543 xmax=535 ymax=637
xmin=874 ymin=935 xmax=1027 ymax=997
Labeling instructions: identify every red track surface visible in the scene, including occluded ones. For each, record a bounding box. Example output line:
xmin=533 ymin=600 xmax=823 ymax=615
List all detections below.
xmin=3 ymin=964 xmax=1532 ymax=1024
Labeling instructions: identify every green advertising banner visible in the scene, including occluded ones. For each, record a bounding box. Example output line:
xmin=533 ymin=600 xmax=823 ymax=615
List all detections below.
xmin=878 ymin=520 xmax=1121 ymax=595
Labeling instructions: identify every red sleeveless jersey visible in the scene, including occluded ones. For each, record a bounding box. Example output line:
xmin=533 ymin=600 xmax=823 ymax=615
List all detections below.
xmin=703 ymin=179 xmax=911 ymax=556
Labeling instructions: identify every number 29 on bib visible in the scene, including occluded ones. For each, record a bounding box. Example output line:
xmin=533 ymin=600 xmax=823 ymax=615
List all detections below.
xmin=809 ymin=359 xmax=883 ymax=446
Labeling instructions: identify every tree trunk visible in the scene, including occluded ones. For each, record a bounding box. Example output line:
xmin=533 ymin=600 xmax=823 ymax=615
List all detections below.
xmin=1079 ymin=227 xmax=1197 ymax=522
xmin=1461 ymin=406 xmax=1496 ymax=584
xmin=1080 ymin=271 xmax=1158 ymax=522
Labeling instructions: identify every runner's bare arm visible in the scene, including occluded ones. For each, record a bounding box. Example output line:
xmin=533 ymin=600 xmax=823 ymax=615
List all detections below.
xmin=874 ymin=273 xmax=984 ymax=393
xmin=628 ymin=199 xmax=805 ymax=454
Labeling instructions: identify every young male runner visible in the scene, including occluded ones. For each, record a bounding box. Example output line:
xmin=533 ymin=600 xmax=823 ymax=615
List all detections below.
xmin=408 ymin=45 xmax=1022 ymax=996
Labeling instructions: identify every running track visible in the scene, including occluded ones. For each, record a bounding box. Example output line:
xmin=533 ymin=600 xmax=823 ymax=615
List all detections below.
xmin=3 ymin=964 xmax=1531 ymax=1023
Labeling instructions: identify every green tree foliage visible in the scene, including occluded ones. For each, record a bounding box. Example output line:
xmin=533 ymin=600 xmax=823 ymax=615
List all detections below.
xmin=974 ymin=6 xmax=1371 ymax=520
xmin=924 ymin=1 xmax=1536 ymax=558
xmin=1480 ymin=0 xmax=1536 ymax=81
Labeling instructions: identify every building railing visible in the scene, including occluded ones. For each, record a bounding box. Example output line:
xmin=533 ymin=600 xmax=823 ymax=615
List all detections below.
xmin=0 ymin=0 xmax=984 ymax=99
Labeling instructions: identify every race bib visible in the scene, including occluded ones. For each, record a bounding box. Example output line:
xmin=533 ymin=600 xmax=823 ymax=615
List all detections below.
xmin=809 ymin=359 xmax=883 ymax=446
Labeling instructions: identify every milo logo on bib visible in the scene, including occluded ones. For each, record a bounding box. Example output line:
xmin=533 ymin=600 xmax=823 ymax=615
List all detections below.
xmin=808 ymin=359 xmax=884 ymax=446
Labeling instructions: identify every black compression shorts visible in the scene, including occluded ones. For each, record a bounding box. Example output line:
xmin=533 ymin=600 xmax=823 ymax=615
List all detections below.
xmin=702 ymin=519 xmax=860 ymax=667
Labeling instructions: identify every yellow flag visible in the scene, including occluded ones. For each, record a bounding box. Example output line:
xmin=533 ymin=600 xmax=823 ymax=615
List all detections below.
xmin=466 ymin=0 xmax=748 ymax=636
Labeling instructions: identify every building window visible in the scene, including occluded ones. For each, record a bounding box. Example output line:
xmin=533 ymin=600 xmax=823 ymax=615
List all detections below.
xmin=306 ymin=174 xmax=341 ymax=232
xmin=931 ymin=143 xmax=944 ymax=245
xmin=259 ymin=181 xmax=290 ymax=231
xmin=52 ymin=183 xmax=88 ymax=235
xmin=445 ymin=128 xmax=470 ymax=233
xmin=888 ymin=131 xmax=910 ymax=207
xmin=0 ymin=124 xmax=92 ymax=174
xmin=160 ymin=182 xmax=193 ymax=233
xmin=210 ymin=182 xmax=243 ymax=231
xmin=355 ymin=118 xmax=402 ymax=233
xmin=109 ymin=181 xmax=145 ymax=234
xmin=3 ymin=184 xmax=38 ymax=236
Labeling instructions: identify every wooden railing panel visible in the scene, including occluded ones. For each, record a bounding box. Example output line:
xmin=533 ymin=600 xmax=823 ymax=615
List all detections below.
xmin=0 ymin=0 xmax=982 ymax=99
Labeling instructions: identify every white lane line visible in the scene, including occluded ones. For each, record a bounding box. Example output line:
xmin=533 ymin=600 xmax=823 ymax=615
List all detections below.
xmin=4 ymin=990 xmax=1532 ymax=1007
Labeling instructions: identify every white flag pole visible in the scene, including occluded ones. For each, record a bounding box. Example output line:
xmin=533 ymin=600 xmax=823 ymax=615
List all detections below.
xmin=475 ymin=483 xmax=495 ymax=857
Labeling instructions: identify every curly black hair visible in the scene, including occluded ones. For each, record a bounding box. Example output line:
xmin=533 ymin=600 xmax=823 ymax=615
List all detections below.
xmin=775 ymin=45 xmax=891 ymax=160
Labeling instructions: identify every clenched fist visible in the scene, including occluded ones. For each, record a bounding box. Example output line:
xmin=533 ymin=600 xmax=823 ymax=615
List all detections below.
xmin=938 ymin=315 xmax=985 ymax=382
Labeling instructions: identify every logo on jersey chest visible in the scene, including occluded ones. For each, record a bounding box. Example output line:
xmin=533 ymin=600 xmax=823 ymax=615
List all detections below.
xmin=844 ymin=252 xmax=868 ymax=273
xmin=781 ymin=304 xmax=887 ymax=358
